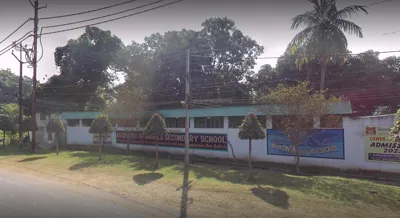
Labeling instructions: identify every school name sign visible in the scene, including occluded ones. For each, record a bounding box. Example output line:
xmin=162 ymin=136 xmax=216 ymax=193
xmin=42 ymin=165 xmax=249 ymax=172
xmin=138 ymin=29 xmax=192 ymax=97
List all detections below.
xmin=116 ymin=131 xmax=228 ymax=151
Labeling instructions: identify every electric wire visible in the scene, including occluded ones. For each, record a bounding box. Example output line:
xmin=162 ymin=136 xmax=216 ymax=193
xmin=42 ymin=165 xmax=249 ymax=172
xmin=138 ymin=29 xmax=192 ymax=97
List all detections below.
xmin=0 ymin=19 xmax=32 ymax=44
xmin=39 ymin=0 xmax=141 ymax=20
xmin=39 ymin=0 xmax=184 ymax=36
xmin=42 ymin=0 xmax=165 ymax=29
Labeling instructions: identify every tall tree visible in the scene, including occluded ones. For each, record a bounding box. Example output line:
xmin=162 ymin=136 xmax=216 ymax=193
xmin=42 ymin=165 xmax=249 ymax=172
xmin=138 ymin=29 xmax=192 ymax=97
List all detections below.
xmin=37 ymin=27 xmax=124 ymax=113
xmin=288 ymin=0 xmax=367 ymax=90
xmin=115 ymin=17 xmax=262 ymax=108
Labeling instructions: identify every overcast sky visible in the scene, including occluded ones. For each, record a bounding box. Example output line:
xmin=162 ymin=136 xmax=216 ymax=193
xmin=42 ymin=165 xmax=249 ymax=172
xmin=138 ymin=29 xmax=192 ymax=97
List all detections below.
xmin=0 ymin=0 xmax=399 ymax=83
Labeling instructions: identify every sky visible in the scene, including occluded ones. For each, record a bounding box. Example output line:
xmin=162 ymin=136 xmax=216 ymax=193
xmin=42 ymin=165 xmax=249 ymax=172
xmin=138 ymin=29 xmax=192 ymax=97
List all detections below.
xmin=0 ymin=0 xmax=399 ymax=84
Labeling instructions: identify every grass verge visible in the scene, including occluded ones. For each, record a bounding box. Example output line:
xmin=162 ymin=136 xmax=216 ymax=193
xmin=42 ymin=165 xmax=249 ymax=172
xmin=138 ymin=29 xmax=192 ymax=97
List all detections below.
xmin=1 ymin=146 xmax=400 ymax=218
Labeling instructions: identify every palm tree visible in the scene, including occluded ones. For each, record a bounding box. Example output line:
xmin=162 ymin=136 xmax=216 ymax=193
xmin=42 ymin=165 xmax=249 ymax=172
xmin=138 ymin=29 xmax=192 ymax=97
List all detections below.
xmin=288 ymin=0 xmax=368 ymax=91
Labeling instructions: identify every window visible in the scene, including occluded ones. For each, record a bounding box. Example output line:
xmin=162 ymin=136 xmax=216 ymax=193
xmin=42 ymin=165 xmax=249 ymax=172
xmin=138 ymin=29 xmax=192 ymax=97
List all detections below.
xmin=194 ymin=117 xmax=224 ymax=128
xmin=166 ymin=118 xmax=186 ymax=128
xmin=272 ymin=116 xmax=313 ymax=129
xmin=47 ymin=132 xmax=53 ymax=140
xmin=320 ymin=115 xmax=343 ymax=128
xmin=82 ymin=119 xmax=94 ymax=127
xmin=39 ymin=113 xmax=47 ymax=120
xmin=67 ymin=119 xmax=80 ymax=127
xmin=228 ymin=116 xmax=244 ymax=128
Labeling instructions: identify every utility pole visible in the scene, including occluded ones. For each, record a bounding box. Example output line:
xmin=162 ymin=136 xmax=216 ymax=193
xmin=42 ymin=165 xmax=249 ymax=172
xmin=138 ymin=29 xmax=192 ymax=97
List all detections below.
xmin=179 ymin=49 xmax=190 ymax=218
xmin=11 ymin=43 xmax=25 ymax=146
xmin=29 ymin=0 xmax=46 ymax=152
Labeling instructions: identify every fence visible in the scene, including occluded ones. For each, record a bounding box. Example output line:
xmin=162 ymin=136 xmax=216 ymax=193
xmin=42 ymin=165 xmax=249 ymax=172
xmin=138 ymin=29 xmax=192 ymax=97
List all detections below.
xmin=64 ymin=114 xmax=399 ymax=173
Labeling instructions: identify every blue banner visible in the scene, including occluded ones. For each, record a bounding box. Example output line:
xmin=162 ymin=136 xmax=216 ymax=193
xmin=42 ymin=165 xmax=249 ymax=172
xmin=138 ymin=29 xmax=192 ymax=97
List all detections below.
xmin=267 ymin=129 xmax=345 ymax=159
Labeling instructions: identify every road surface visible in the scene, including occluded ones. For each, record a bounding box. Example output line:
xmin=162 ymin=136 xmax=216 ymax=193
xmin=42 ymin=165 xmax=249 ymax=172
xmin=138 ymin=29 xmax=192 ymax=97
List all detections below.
xmin=0 ymin=169 xmax=180 ymax=218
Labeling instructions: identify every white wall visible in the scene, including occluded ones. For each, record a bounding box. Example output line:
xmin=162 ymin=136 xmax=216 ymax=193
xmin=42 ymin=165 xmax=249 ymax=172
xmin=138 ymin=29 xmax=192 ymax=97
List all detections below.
xmin=66 ymin=127 xmax=92 ymax=145
xmin=341 ymin=114 xmax=398 ymax=172
xmin=65 ymin=114 xmax=399 ymax=173
xmin=30 ymin=113 xmax=60 ymax=143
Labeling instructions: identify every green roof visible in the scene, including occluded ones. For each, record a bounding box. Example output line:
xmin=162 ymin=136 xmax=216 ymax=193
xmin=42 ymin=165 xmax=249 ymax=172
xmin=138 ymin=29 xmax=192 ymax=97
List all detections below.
xmin=61 ymin=101 xmax=352 ymax=119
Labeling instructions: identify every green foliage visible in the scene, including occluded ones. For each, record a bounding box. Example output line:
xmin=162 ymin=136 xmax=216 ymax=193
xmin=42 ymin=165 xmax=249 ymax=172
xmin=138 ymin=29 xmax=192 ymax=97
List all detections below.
xmin=0 ymin=114 xmax=15 ymax=134
xmin=261 ymin=81 xmax=342 ymax=117
xmin=238 ymin=113 xmax=266 ymax=140
xmin=46 ymin=118 xmax=65 ymax=133
xmin=114 ymin=17 xmax=262 ymax=106
xmin=272 ymin=50 xmax=400 ymax=115
xmin=144 ymin=113 xmax=166 ymax=138
xmin=389 ymin=108 xmax=400 ymax=142
xmin=0 ymin=69 xmax=32 ymax=105
xmin=36 ymin=26 xmax=123 ymax=113
xmin=20 ymin=117 xmax=38 ymax=132
xmin=89 ymin=114 xmax=113 ymax=134
xmin=0 ymin=104 xmax=19 ymax=132
xmin=289 ymin=0 xmax=367 ymax=65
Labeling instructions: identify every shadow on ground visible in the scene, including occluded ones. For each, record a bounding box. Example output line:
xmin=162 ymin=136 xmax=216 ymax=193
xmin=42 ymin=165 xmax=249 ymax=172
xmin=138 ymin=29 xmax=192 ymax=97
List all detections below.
xmin=0 ymin=146 xmax=54 ymax=156
xmin=68 ymin=151 xmax=164 ymax=172
xmin=18 ymin=148 xmax=398 ymax=209
xmin=251 ymin=185 xmax=290 ymax=209
xmin=133 ymin=173 xmax=164 ymax=185
xmin=18 ymin=156 xmax=47 ymax=162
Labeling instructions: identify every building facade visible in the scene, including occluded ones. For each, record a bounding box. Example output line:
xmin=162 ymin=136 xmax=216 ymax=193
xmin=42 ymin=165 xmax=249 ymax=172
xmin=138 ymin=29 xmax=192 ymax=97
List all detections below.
xmin=30 ymin=113 xmax=62 ymax=146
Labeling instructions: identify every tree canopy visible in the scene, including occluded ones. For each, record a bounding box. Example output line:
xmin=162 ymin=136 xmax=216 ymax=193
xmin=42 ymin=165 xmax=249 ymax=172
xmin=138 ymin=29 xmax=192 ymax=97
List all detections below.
xmin=30 ymin=15 xmax=400 ymax=117
xmin=238 ymin=113 xmax=266 ymax=140
xmin=89 ymin=114 xmax=113 ymax=134
xmin=20 ymin=117 xmax=38 ymax=132
xmin=288 ymin=0 xmax=368 ymax=90
xmin=36 ymin=27 xmax=124 ymax=113
xmin=114 ymin=17 xmax=262 ymax=110
xmin=46 ymin=118 xmax=65 ymax=133
xmin=144 ymin=113 xmax=167 ymax=138
xmin=0 ymin=69 xmax=32 ymax=105
xmin=0 ymin=114 xmax=15 ymax=134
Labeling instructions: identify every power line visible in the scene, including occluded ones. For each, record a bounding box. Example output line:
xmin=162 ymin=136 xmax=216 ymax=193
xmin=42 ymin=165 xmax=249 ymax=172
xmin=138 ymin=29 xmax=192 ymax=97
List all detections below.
xmin=255 ymin=50 xmax=400 ymax=60
xmin=39 ymin=0 xmax=184 ymax=36
xmin=0 ymin=33 xmax=33 ymax=56
xmin=190 ymin=49 xmax=400 ymax=60
xmin=39 ymin=0 xmax=140 ymax=20
xmin=42 ymin=0 xmax=165 ymax=29
xmin=367 ymin=0 xmax=394 ymax=6
xmin=37 ymin=0 xmax=167 ymax=61
xmin=0 ymin=19 xmax=32 ymax=45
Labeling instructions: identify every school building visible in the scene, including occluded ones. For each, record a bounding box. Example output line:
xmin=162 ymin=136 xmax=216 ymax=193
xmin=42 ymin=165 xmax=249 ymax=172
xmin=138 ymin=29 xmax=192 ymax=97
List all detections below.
xmin=35 ymin=102 xmax=400 ymax=173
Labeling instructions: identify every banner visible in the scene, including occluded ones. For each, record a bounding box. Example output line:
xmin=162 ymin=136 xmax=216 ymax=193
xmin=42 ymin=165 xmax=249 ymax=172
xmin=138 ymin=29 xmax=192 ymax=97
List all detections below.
xmin=267 ymin=129 xmax=345 ymax=159
xmin=365 ymin=126 xmax=400 ymax=163
xmin=116 ymin=131 xmax=228 ymax=151
xmin=93 ymin=133 xmax=112 ymax=145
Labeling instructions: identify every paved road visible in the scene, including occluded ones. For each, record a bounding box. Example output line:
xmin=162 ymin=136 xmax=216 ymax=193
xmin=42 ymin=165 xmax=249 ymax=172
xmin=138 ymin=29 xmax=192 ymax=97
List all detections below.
xmin=0 ymin=169 xmax=180 ymax=218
